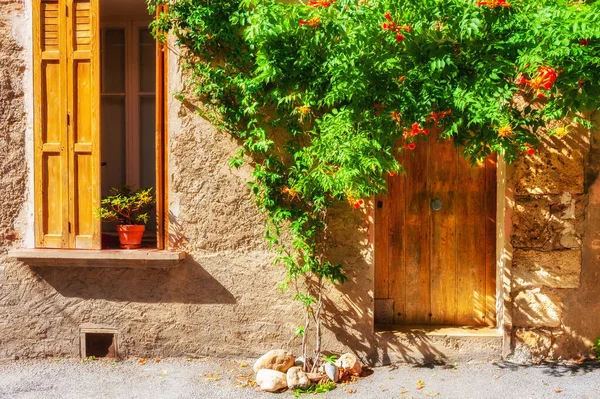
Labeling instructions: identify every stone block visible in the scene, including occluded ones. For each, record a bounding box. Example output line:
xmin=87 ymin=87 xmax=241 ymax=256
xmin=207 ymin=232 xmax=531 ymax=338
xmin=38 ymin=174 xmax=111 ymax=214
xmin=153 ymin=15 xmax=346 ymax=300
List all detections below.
xmin=512 ymin=250 xmax=581 ymax=289
xmin=513 ymin=288 xmax=563 ymax=328
xmin=512 ymin=198 xmax=550 ymax=248
xmin=512 ymin=129 xmax=589 ymax=195
xmin=514 ymin=328 xmax=553 ymax=360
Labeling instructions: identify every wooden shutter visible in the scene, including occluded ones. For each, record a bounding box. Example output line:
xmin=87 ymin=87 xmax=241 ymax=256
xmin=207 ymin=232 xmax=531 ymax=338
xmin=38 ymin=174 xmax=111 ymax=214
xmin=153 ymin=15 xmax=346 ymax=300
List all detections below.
xmin=34 ymin=0 xmax=100 ymax=249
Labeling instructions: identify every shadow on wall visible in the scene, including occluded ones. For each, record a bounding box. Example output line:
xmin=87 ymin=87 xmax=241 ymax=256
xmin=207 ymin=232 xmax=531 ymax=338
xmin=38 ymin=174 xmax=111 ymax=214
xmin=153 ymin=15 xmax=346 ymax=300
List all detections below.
xmin=33 ymin=258 xmax=236 ymax=304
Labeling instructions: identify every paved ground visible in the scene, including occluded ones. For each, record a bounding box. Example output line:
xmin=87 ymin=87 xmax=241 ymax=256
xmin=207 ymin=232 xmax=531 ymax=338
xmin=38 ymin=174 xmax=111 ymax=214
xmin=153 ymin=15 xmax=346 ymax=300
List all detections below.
xmin=1 ymin=357 xmax=599 ymax=399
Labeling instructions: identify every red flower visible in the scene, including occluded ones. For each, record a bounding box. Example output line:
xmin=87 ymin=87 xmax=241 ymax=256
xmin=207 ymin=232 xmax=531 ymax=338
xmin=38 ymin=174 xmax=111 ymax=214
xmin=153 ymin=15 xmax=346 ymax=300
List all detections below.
xmin=382 ymin=12 xmax=411 ymax=42
xmin=524 ymin=145 xmax=535 ymax=155
xmin=397 ymin=76 xmax=406 ymax=83
xmin=519 ymin=66 xmax=559 ymax=98
xmin=389 ymin=171 xmax=396 ymax=177
xmin=353 ymin=199 xmax=364 ymax=209
xmin=373 ymin=103 xmax=385 ymax=116
xmin=427 ymin=109 xmax=452 ymax=127
xmin=580 ymin=38 xmax=590 ymax=46
xmin=477 ymin=0 xmax=511 ymax=8
xmin=404 ymin=122 xmax=428 ymax=138
xmin=404 ymin=143 xmax=417 ymax=150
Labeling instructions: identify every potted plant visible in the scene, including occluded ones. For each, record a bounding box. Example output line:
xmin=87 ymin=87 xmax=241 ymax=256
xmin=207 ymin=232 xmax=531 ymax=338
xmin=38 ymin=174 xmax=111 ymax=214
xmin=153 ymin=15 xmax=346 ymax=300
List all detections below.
xmin=96 ymin=186 xmax=155 ymax=249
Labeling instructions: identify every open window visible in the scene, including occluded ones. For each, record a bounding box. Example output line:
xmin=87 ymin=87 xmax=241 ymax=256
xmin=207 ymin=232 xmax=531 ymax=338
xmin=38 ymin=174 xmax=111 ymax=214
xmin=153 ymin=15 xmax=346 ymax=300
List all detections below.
xmin=32 ymin=0 xmax=167 ymax=250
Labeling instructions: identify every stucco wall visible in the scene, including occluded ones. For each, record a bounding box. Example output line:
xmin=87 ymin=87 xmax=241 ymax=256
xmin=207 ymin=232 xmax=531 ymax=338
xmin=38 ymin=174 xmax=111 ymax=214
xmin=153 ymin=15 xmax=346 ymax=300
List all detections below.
xmin=1 ymin=0 xmax=600 ymax=365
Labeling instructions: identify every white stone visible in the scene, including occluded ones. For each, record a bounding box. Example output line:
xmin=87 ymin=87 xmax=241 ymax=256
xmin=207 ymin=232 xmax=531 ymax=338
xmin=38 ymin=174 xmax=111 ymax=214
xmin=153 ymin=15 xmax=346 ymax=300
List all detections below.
xmin=286 ymin=366 xmax=311 ymax=390
xmin=256 ymin=369 xmax=287 ymax=392
xmin=324 ymin=363 xmax=339 ymax=382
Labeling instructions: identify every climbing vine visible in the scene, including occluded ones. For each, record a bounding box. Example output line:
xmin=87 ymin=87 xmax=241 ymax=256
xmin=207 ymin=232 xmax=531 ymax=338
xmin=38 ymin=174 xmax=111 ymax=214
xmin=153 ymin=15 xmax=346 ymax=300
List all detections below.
xmin=148 ymin=0 xmax=600 ymax=368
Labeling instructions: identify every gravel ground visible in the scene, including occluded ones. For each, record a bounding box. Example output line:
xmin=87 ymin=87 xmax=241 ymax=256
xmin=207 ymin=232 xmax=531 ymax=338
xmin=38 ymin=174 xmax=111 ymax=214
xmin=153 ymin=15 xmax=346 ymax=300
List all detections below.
xmin=1 ymin=357 xmax=599 ymax=399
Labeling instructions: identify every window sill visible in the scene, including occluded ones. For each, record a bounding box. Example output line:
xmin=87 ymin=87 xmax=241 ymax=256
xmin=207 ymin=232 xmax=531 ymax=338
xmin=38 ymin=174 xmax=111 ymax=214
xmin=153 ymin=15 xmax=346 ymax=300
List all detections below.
xmin=7 ymin=248 xmax=185 ymax=269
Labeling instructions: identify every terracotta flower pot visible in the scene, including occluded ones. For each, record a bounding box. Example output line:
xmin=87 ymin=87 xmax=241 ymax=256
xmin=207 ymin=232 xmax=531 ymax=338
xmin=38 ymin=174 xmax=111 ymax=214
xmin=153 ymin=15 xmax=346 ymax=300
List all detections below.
xmin=116 ymin=225 xmax=145 ymax=249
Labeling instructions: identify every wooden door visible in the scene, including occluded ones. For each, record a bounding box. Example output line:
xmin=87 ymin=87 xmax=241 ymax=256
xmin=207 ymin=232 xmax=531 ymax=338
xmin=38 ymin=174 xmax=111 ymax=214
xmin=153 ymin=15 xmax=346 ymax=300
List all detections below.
xmin=374 ymin=136 xmax=496 ymax=327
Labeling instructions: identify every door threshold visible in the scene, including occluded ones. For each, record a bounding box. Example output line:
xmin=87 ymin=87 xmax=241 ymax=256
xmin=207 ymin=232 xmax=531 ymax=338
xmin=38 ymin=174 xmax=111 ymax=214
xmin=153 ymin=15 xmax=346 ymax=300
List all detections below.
xmin=375 ymin=324 xmax=502 ymax=338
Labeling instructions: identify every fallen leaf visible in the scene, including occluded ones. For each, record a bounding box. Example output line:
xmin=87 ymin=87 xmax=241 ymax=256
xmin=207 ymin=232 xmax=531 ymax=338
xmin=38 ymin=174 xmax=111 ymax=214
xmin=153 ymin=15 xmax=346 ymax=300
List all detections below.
xmin=138 ymin=358 xmax=147 ymax=365
xmin=555 ymin=389 xmax=563 ymax=393
xmin=154 ymin=358 xmax=161 ymax=363
xmin=401 ymin=389 xmax=409 ymax=394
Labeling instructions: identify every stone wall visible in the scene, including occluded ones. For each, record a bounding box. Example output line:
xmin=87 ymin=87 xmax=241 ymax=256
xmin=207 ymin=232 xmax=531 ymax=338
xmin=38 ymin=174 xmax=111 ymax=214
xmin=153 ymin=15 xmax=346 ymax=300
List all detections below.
xmin=0 ymin=0 xmax=29 ymax=359
xmin=510 ymin=124 xmax=600 ymax=361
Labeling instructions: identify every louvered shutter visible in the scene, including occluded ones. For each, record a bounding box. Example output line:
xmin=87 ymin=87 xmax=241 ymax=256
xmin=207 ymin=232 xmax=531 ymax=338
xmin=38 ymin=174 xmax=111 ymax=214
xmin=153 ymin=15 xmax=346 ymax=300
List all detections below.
xmin=34 ymin=0 xmax=100 ymax=249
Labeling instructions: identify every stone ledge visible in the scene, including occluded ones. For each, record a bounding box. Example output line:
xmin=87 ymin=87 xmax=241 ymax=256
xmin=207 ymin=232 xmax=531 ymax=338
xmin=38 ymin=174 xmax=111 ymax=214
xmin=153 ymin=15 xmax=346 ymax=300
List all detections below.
xmin=7 ymin=248 xmax=185 ymax=269
xmin=375 ymin=325 xmax=502 ymax=338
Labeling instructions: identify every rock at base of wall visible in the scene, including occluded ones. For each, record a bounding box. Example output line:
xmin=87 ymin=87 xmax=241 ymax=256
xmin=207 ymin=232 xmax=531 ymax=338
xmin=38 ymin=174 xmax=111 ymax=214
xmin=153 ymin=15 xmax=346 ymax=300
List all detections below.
xmin=256 ymin=369 xmax=287 ymax=392
xmin=253 ymin=350 xmax=295 ymax=373
xmin=335 ymin=353 xmax=362 ymax=375
xmin=286 ymin=366 xmax=311 ymax=390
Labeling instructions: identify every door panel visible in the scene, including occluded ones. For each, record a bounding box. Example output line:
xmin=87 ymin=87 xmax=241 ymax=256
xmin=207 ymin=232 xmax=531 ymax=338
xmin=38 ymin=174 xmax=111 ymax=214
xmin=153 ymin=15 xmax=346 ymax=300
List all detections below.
xmin=375 ymin=136 xmax=497 ymax=327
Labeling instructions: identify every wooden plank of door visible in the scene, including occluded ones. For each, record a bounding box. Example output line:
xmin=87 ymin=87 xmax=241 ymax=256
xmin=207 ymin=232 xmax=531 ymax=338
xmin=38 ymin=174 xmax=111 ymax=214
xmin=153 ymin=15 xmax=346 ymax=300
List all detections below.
xmin=428 ymin=135 xmax=458 ymax=325
xmin=484 ymin=154 xmax=497 ymax=326
xmin=455 ymin=153 xmax=487 ymax=326
xmin=402 ymin=140 xmax=431 ymax=325
xmin=374 ymin=190 xmax=389 ymax=300
xmin=388 ymin=159 xmax=406 ymax=325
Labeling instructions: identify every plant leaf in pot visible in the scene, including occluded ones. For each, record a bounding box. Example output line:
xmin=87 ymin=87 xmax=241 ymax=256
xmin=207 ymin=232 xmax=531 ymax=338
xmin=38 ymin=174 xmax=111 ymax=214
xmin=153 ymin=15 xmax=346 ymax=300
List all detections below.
xmin=96 ymin=186 xmax=155 ymax=249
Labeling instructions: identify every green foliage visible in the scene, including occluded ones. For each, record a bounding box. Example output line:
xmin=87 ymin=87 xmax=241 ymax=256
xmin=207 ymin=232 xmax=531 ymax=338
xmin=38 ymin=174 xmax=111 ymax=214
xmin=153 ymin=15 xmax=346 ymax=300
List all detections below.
xmin=147 ymin=0 xmax=600 ymax=355
xmin=322 ymin=354 xmax=338 ymax=365
xmin=96 ymin=186 xmax=155 ymax=226
xmin=294 ymin=381 xmax=337 ymax=397
xmin=594 ymin=338 xmax=600 ymax=359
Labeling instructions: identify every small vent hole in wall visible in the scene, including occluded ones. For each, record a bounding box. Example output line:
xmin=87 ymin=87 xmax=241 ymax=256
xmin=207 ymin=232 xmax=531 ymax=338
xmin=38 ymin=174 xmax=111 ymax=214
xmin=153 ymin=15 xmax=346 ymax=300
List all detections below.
xmin=84 ymin=333 xmax=117 ymax=358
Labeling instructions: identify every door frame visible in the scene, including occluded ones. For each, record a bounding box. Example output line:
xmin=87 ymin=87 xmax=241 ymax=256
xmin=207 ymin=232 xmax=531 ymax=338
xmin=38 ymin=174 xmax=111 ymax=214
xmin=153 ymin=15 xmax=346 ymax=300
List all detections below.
xmin=370 ymin=154 xmax=512 ymax=353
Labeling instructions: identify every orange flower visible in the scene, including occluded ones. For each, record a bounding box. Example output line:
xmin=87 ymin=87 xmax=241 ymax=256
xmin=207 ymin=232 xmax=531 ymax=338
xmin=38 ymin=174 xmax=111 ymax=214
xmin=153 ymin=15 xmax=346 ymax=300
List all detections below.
xmin=390 ymin=111 xmax=402 ymax=124
xmin=308 ymin=0 xmax=336 ymax=7
xmin=299 ymin=17 xmax=321 ymax=27
xmin=427 ymin=109 xmax=452 ymax=127
xmin=403 ymin=142 xmax=417 ymax=150
xmin=497 ymin=125 xmax=513 ymax=138
xmin=282 ymin=187 xmax=300 ymax=198
xmin=477 ymin=0 xmax=511 ymax=8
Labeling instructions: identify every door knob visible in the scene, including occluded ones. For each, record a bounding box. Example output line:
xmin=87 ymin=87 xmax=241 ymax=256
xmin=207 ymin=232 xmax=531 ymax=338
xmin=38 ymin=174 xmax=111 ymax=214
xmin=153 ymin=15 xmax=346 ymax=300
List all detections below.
xmin=431 ymin=199 xmax=442 ymax=211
